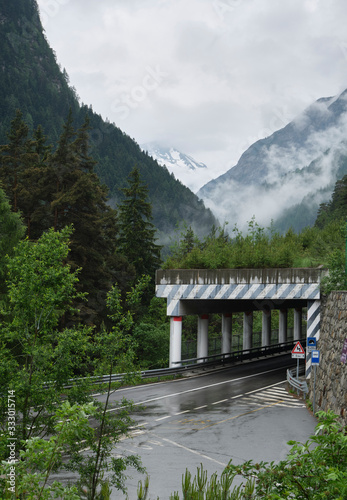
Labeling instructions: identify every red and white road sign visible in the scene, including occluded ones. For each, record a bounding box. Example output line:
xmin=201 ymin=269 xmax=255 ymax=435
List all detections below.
xmin=292 ymin=341 xmax=305 ymax=358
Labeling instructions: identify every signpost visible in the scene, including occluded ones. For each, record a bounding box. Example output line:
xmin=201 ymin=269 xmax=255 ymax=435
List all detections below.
xmin=307 ymin=337 xmax=317 ymax=352
xmin=311 ymin=350 xmax=320 ymax=365
xmin=291 ymin=342 xmax=305 ymax=394
xmin=311 ymin=350 xmax=320 ymax=414
xmin=292 ymin=341 xmax=305 ymax=359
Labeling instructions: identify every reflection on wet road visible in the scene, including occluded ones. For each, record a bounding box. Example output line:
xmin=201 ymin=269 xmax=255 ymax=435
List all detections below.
xmin=110 ymin=355 xmax=317 ymax=499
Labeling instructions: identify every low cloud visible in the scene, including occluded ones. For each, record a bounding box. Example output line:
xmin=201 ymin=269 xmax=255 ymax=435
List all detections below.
xmin=201 ymin=98 xmax=347 ymax=232
xmin=37 ymin=0 xmax=347 ymax=175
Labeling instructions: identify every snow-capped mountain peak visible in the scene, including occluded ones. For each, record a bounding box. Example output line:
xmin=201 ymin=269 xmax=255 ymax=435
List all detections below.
xmin=141 ymin=143 xmax=210 ymax=193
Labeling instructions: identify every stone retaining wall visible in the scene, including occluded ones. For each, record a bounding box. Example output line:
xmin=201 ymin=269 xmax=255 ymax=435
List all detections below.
xmin=308 ymin=291 xmax=347 ymax=426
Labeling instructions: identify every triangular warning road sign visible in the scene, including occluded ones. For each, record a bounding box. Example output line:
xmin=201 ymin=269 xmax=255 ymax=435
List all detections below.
xmin=292 ymin=341 xmax=305 ymax=355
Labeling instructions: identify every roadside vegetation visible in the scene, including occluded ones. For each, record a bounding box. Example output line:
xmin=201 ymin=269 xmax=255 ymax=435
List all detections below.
xmin=164 ymin=216 xmax=345 ymax=278
xmin=164 ymin=175 xmax=347 ymax=294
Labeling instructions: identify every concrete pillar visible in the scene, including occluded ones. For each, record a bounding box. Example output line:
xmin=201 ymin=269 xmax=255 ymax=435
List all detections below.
xmin=197 ymin=314 xmax=209 ymax=362
xmin=294 ymin=308 xmax=302 ymax=341
xmin=279 ymin=309 xmax=288 ymax=343
xmin=169 ymin=316 xmax=182 ymax=368
xmin=243 ymin=311 xmax=253 ymax=350
xmin=262 ymin=308 xmax=271 ymax=347
xmin=221 ymin=313 xmax=232 ymax=356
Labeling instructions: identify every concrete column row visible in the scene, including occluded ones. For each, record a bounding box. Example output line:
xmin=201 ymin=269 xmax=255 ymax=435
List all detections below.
xmin=169 ymin=309 xmax=304 ymax=367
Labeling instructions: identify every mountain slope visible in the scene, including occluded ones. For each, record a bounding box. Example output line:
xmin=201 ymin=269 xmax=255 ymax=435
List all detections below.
xmin=198 ymin=90 xmax=347 ymax=232
xmin=0 ymin=0 xmax=217 ymax=242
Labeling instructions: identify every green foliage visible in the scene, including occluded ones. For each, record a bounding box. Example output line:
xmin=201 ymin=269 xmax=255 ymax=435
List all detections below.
xmin=163 ymin=216 xmax=347 ymax=295
xmin=117 ymin=166 xmax=162 ymax=280
xmin=164 ymin=219 xmax=298 ymax=269
xmin=0 ymin=110 xmax=128 ymax=325
xmin=131 ymin=296 xmax=170 ymax=368
xmin=0 ymin=227 xmax=91 ymax=450
xmin=315 ymin=174 xmax=347 ymax=229
xmin=320 ymin=247 xmax=347 ymax=294
xmin=66 ymin=276 xmax=151 ymax=498
xmin=0 ymin=235 xmax=150 ymax=499
xmin=5 ymin=226 xmax=81 ymax=333
xmin=0 ymin=109 xmax=37 ymax=213
xmin=0 ymin=187 xmax=25 ymax=283
xmin=132 ymin=322 xmax=170 ymax=369
xmin=1 ymin=402 xmax=93 ymax=499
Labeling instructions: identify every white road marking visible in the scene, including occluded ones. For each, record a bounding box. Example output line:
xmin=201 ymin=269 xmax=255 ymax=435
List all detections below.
xmin=157 ymin=436 xmax=228 ymax=467
xmin=243 ymin=380 xmax=285 ymax=395
xmin=130 ymin=369 xmax=287 ymax=408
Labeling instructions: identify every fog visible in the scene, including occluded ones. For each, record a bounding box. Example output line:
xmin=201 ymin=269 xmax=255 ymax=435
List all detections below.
xmin=200 ymin=93 xmax=347 ymax=232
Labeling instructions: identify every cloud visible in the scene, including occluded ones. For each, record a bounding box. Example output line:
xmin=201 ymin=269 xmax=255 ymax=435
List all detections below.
xmin=201 ymin=98 xmax=347 ymax=232
xmin=36 ymin=0 xmax=347 ymax=177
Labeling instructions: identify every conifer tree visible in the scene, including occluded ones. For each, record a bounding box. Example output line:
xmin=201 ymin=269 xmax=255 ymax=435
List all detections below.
xmin=25 ymin=125 xmax=55 ymax=239
xmin=0 ymin=187 xmax=25 ymax=294
xmin=0 ymin=112 xmax=56 ymax=239
xmin=0 ymin=111 xmax=134 ymax=325
xmin=50 ymin=113 xmax=122 ymax=324
xmin=20 ymin=125 xmax=54 ymax=239
xmin=0 ymin=109 xmax=36 ymax=213
xmin=117 ymin=166 xmax=162 ymax=280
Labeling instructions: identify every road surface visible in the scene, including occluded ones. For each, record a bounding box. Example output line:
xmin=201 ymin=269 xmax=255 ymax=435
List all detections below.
xmin=101 ymin=355 xmax=318 ymax=499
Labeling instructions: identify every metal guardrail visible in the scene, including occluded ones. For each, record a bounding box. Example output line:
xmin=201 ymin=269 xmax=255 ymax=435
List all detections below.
xmin=62 ymin=367 xmax=186 ymax=389
xmin=62 ymin=340 xmax=302 ymax=388
xmin=173 ymin=340 xmax=302 ymax=368
xmin=287 ymin=366 xmax=308 ymax=396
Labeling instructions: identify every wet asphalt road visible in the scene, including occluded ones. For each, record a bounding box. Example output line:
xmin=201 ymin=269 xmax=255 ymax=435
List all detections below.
xmin=103 ymin=355 xmax=317 ymax=499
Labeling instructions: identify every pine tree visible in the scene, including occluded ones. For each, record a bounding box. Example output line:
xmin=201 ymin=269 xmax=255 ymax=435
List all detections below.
xmin=315 ymin=174 xmax=347 ymax=229
xmin=20 ymin=125 xmax=54 ymax=239
xmin=50 ymin=113 xmax=122 ymax=324
xmin=25 ymin=125 xmax=54 ymax=239
xmin=0 ymin=109 xmax=36 ymax=213
xmin=0 ymin=187 xmax=25 ymax=287
xmin=117 ymin=167 xmax=162 ymax=280
xmin=0 ymin=111 xmax=55 ymax=239
xmin=0 ymin=111 xmax=136 ymax=326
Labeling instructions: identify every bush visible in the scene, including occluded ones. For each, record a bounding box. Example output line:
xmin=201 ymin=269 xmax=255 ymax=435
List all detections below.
xmin=132 ymin=322 xmax=170 ymax=369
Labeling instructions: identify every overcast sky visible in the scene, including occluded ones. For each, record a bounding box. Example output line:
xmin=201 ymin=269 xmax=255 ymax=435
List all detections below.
xmin=36 ymin=0 xmax=347 ymax=181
